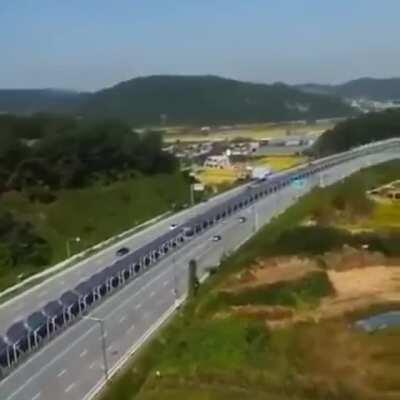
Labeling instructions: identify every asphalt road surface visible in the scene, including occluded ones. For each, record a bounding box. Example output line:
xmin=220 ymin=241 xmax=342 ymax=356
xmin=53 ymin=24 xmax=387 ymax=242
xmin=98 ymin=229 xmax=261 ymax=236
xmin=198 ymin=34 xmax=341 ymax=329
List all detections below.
xmin=0 ymin=142 xmax=399 ymax=400
xmin=0 ymin=181 xmax=248 ymax=338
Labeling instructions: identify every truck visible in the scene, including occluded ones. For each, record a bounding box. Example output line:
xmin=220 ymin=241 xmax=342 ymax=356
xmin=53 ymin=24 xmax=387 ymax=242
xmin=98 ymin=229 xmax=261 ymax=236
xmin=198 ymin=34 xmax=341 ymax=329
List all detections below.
xmin=251 ymin=166 xmax=271 ymax=181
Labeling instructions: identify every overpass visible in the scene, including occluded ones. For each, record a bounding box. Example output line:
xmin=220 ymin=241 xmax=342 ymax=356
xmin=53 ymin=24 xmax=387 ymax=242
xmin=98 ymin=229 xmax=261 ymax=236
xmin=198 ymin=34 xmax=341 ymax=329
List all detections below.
xmin=0 ymin=138 xmax=399 ymax=400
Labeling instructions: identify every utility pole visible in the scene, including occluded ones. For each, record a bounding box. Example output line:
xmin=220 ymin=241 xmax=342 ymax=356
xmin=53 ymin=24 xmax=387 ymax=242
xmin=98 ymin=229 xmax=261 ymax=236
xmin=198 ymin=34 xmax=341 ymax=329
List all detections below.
xmin=172 ymin=256 xmax=179 ymax=307
xmin=190 ymin=184 xmax=195 ymax=206
xmin=66 ymin=237 xmax=81 ymax=258
xmin=319 ymin=173 xmax=325 ymax=188
xmin=252 ymin=203 xmax=258 ymax=233
xmin=84 ymin=316 xmax=109 ymax=383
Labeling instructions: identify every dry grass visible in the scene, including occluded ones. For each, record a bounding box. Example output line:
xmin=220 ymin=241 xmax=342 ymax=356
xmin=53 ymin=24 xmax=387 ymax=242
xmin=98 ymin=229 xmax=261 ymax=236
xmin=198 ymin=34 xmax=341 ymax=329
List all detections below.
xmin=196 ymin=167 xmax=239 ymax=186
xmin=163 ymin=122 xmax=332 ymax=143
xmin=253 ymin=155 xmax=307 ymax=171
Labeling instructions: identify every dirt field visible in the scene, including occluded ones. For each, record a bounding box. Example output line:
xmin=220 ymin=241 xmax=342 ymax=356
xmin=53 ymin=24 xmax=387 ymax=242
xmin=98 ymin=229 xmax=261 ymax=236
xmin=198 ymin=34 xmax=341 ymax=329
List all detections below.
xmin=222 ymin=250 xmax=400 ymax=325
xmin=318 ymin=266 xmax=400 ymax=318
xmin=225 ymin=256 xmax=320 ymax=291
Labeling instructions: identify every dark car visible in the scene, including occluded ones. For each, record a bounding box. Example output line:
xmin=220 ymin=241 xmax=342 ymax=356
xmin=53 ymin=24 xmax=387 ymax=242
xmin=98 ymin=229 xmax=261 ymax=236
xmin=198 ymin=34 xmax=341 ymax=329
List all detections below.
xmin=116 ymin=247 xmax=130 ymax=257
xmin=212 ymin=235 xmax=222 ymax=242
xmin=239 ymin=216 xmax=247 ymax=223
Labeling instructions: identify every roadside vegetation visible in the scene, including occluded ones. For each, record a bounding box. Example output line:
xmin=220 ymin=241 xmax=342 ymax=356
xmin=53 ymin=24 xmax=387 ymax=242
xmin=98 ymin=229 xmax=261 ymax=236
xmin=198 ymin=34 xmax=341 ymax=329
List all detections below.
xmin=163 ymin=120 xmax=331 ymax=143
xmin=253 ymin=155 xmax=307 ymax=170
xmin=100 ymin=159 xmax=400 ymax=400
xmin=0 ymin=115 xmax=189 ymax=291
xmin=313 ymin=108 xmax=400 ymax=156
xmin=0 ymin=172 xmax=190 ymax=291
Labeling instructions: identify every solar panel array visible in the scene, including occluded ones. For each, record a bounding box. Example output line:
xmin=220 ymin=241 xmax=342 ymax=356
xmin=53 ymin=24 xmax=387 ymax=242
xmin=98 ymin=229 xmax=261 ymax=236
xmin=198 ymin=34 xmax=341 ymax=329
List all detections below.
xmin=0 ymin=139 xmax=397 ymax=377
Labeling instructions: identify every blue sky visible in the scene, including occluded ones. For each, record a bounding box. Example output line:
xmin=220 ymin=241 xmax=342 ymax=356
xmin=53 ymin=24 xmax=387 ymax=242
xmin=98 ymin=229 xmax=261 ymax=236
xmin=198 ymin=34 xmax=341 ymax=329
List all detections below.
xmin=1 ymin=0 xmax=399 ymax=90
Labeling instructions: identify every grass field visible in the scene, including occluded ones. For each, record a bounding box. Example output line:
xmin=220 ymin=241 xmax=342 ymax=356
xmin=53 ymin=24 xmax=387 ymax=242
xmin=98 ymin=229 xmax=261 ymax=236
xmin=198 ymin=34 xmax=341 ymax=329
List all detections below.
xmin=163 ymin=121 xmax=334 ymax=143
xmin=253 ymin=155 xmax=307 ymax=170
xmin=359 ymin=200 xmax=400 ymax=229
xmin=196 ymin=167 xmax=238 ymax=186
xmin=133 ymin=319 xmax=400 ymax=400
xmin=0 ymin=172 xmax=190 ymax=291
xmin=98 ymin=160 xmax=400 ymax=400
xmin=196 ymin=156 xmax=307 ymax=187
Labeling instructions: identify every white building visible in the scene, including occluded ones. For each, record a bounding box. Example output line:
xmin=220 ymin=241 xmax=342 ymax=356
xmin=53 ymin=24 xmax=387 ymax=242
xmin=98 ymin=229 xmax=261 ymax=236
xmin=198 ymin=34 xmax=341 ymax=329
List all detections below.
xmin=203 ymin=155 xmax=231 ymax=169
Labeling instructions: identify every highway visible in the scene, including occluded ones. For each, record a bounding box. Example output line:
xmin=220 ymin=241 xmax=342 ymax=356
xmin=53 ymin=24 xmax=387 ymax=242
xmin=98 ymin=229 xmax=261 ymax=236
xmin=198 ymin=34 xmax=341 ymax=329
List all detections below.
xmin=0 ymin=181 xmax=247 ymax=338
xmin=0 ymin=139 xmax=399 ymax=400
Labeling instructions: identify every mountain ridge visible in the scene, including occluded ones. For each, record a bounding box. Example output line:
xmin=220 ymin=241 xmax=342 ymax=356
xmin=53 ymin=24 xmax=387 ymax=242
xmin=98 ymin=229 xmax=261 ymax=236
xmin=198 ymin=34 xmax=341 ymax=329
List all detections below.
xmin=296 ymin=77 xmax=400 ymax=101
xmin=0 ymin=75 xmax=354 ymax=123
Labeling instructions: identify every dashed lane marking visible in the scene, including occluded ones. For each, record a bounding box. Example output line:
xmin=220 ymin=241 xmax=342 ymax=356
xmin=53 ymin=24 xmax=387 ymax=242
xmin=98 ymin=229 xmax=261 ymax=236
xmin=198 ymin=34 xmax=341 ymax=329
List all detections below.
xmin=65 ymin=383 xmax=76 ymax=393
xmin=57 ymin=369 xmax=67 ymax=378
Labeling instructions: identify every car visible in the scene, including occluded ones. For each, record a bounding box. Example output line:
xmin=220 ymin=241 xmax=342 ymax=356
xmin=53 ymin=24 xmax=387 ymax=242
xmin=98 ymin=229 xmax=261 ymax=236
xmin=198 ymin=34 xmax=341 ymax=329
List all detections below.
xmin=169 ymin=223 xmax=178 ymax=230
xmin=212 ymin=235 xmax=222 ymax=242
xmin=239 ymin=216 xmax=246 ymax=223
xmin=116 ymin=247 xmax=130 ymax=257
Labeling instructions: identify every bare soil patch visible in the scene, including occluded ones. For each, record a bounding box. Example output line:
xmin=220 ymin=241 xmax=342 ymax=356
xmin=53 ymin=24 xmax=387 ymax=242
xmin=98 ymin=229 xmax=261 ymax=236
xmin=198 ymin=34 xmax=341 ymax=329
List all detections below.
xmin=223 ymin=256 xmax=320 ymax=292
xmin=222 ymin=249 xmax=400 ymax=325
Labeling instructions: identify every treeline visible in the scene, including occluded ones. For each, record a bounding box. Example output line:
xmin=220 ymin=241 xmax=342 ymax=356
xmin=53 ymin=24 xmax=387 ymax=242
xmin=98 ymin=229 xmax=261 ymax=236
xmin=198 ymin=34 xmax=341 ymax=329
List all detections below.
xmin=0 ymin=114 xmax=177 ymax=194
xmin=272 ymin=226 xmax=400 ymax=257
xmin=313 ymin=109 xmax=400 ymax=156
xmin=0 ymin=210 xmax=51 ymax=269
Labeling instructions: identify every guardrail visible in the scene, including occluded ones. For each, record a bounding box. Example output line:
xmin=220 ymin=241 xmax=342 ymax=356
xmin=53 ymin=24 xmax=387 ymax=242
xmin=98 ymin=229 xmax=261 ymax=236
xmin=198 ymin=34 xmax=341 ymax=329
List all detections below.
xmin=0 ymin=137 xmax=399 ymax=379
xmin=0 ymin=212 xmax=171 ymax=305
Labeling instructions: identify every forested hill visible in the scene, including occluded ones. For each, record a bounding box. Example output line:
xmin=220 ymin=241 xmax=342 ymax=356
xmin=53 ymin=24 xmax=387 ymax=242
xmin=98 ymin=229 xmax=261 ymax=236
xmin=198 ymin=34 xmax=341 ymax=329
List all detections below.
xmin=313 ymin=109 xmax=400 ymax=156
xmin=80 ymin=75 xmax=354 ymax=124
xmin=0 ymin=76 xmax=354 ymax=123
xmin=0 ymin=89 xmax=86 ymax=115
xmin=297 ymin=77 xmax=400 ymax=101
xmin=0 ymin=114 xmax=177 ymax=194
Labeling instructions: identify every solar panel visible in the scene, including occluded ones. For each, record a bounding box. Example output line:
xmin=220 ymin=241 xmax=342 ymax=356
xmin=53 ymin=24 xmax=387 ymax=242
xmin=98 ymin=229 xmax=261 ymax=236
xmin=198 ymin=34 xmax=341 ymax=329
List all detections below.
xmin=43 ymin=300 xmax=63 ymax=319
xmin=89 ymin=271 xmax=107 ymax=287
xmin=26 ymin=311 xmax=47 ymax=332
xmin=0 ymin=336 xmax=10 ymax=368
xmin=74 ymin=281 xmax=93 ymax=297
xmin=6 ymin=321 xmax=28 ymax=346
xmin=60 ymin=291 xmax=79 ymax=308
xmin=0 ymin=336 xmax=7 ymax=354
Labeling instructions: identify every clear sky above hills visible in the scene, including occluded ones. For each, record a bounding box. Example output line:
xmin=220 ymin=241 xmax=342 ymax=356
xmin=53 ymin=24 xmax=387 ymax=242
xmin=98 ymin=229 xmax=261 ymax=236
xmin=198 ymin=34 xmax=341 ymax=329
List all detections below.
xmin=1 ymin=0 xmax=399 ymax=90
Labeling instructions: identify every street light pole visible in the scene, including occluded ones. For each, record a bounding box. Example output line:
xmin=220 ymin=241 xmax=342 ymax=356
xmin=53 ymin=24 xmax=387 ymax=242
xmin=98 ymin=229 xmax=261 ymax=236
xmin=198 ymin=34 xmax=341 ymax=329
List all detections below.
xmin=252 ymin=203 xmax=258 ymax=233
xmin=190 ymin=184 xmax=195 ymax=207
xmin=84 ymin=316 xmax=109 ymax=383
xmin=172 ymin=256 xmax=179 ymax=306
xmin=66 ymin=237 xmax=81 ymax=258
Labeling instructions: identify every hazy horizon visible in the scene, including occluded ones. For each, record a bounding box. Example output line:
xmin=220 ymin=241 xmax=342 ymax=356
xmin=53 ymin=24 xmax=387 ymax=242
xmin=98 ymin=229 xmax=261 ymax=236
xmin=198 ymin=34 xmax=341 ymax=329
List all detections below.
xmin=1 ymin=0 xmax=400 ymax=90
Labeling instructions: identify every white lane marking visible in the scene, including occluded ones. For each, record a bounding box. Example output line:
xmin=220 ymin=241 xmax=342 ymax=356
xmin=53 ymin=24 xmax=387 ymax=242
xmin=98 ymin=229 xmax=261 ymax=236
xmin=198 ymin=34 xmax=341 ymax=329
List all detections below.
xmin=127 ymin=324 xmax=135 ymax=332
xmin=150 ymin=291 xmax=155 ymax=298
xmin=162 ymin=280 xmax=169 ymax=287
xmin=5 ymin=323 xmax=98 ymax=400
xmin=57 ymin=369 xmax=67 ymax=378
xmin=32 ymin=393 xmax=41 ymax=400
xmin=80 ymin=349 xmax=88 ymax=358
xmin=4 ymin=256 xmax=181 ymax=399
xmin=135 ymin=303 xmax=142 ymax=310
xmin=65 ymin=383 xmax=76 ymax=393
xmin=119 ymin=315 xmax=126 ymax=324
